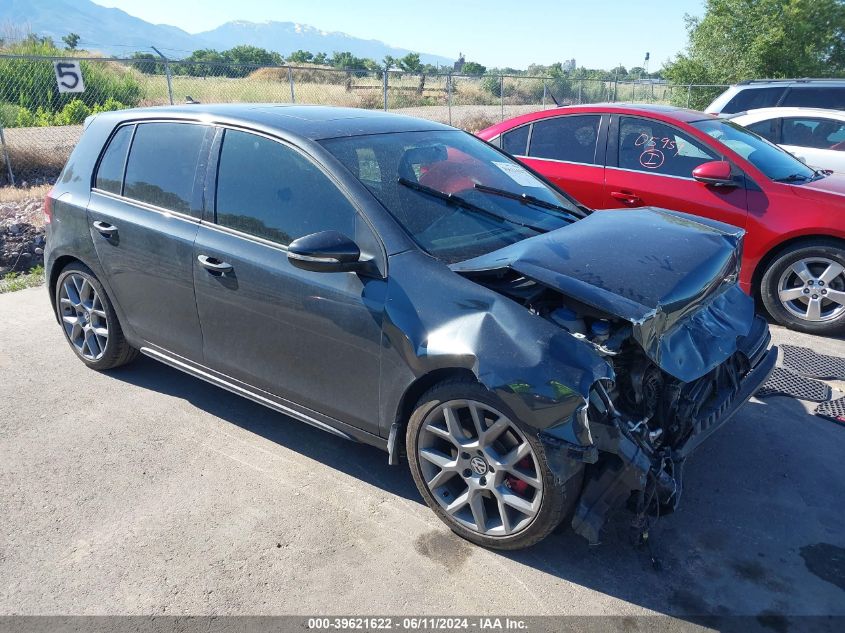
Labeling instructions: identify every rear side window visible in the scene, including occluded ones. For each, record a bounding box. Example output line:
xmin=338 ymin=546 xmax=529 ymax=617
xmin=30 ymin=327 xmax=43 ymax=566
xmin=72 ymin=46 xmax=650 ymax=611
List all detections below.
xmin=782 ymin=87 xmax=845 ymax=110
xmin=528 ymin=115 xmax=601 ymax=164
xmin=124 ymin=122 xmax=208 ymax=215
xmin=95 ymin=125 xmax=133 ymax=194
xmin=501 ymin=125 xmax=529 ymax=155
xmin=215 ymin=129 xmax=356 ymax=245
xmin=782 ymin=117 xmax=845 ymax=150
xmin=746 ymin=119 xmax=778 ymax=143
xmin=722 ymin=87 xmax=787 ymax=114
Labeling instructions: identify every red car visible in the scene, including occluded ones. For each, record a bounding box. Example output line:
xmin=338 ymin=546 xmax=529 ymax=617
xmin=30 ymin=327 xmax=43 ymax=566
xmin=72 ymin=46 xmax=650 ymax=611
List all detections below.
xmin=478 ymin=104 xmax=845 ymax=335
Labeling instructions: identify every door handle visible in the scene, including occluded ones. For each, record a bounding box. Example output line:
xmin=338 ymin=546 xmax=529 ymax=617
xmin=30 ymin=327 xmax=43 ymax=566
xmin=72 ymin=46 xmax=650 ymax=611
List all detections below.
xmin=610 ymin=191 xmax=643 ymax=206
xmin=92 ymin=220 xmax=118 ymax=237
xmin=197 ymin=254 xmax=233 ymax=275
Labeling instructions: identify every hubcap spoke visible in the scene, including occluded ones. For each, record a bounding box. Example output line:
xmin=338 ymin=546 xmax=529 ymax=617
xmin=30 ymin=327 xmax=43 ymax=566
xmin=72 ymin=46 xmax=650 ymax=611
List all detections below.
xmin=468 ymin=491 xmax=487 ymax=532
xmin=790 ymin=261 xmax=814 ymax=283
xmin=778 ymin=286 xmax=805 ymax=302
xmin=826 ymin=288 xmax=845 ymax=307
xmin=819 ymin=262 xmax=844 ymax=285
xmin=806 ymin=298 xmax=822 ymax=321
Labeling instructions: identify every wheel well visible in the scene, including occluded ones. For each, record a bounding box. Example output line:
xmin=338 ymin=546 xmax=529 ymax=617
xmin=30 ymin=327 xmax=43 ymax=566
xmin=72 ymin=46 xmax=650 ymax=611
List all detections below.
xmin=390 ymin=367 xmax=477 ymax=462
xmin=47 ymin=255 xmax=82 ymax=314
xmin=751 ymin=234 xmax=845 ymax=300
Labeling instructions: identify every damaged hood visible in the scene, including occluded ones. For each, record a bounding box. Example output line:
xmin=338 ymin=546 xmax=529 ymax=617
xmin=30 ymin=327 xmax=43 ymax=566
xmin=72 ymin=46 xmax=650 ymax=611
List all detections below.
xmin=453 ymin=207 xmax=755 ymax=382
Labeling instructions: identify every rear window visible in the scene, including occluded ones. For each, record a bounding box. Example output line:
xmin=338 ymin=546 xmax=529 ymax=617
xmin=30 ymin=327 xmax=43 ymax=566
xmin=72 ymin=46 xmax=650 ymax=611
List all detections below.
xmin=722 ymin=87 xmax=787 ymax=114
xmin=123 ymin=122 xmax=208 ymax=215
xmin=95 ymin=125 xmax=133 ymax=194
xmin=746 ymin=119 xmax=778 ymax=143
xmin=528 ymin=115 xmax=601 ymax=164
xmin=782 ymin=87 xmax=845 ymax=110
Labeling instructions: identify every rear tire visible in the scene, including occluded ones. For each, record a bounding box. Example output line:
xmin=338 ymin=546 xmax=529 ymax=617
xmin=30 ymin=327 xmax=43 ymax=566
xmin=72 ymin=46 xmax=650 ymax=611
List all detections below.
xmin=760 ymin=240 xmax=845 ymax=335
xmin=55 ymin=262 xmax=138 ymax=370
xmin=406 ymin=381 xmax=583 ymax=550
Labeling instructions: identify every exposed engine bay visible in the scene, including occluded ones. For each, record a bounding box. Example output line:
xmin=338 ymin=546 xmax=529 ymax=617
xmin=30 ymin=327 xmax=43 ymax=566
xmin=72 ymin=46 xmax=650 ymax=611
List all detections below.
xmin=463 ymin=267 xmax=775 ymax=544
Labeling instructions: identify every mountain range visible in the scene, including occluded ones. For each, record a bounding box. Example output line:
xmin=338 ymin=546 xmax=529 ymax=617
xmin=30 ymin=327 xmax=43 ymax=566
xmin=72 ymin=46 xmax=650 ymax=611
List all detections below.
xmin=5 ymin=0 xmax=455 ymax=66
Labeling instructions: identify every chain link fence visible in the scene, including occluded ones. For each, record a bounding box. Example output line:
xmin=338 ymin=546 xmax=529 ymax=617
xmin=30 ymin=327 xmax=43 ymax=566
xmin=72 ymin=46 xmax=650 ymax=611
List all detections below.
xmin=0 ymin=54 xmax=729 ymax=186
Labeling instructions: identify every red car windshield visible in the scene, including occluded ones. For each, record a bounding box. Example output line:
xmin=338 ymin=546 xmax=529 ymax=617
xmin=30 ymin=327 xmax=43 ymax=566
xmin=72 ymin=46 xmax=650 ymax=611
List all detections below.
xmin=692 ymin=119 xmax=819 ymax=183
xmin=321 ymin=130 xmax=583 ymax=263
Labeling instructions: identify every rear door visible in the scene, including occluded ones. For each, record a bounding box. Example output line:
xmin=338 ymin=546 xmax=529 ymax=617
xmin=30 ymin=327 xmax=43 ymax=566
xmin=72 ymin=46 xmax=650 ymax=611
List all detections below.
xmin=602 ymin=115 xmax=749 ymax=230
xmin=779 ymin=116 xmax=845 ymax=172
xmin=515 ymin=114 xmax=607 ymax=208
xmin=88 ymin=120 xmax=212 ymax=360
xmin=192 ymin=127 xmax=385 ymax=434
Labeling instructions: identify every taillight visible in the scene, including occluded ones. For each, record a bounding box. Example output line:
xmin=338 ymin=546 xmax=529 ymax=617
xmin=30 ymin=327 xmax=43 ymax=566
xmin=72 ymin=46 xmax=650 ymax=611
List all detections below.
xmin=43 ymin=189 xmax=54 ymax=224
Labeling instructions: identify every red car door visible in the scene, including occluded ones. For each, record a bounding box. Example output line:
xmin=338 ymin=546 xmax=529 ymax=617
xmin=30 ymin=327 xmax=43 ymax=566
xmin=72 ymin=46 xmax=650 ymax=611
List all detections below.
xmin=511 ymin=113 xmax=607 ymax=208
xmin=602 ymin=115 xmax=748 ymax=231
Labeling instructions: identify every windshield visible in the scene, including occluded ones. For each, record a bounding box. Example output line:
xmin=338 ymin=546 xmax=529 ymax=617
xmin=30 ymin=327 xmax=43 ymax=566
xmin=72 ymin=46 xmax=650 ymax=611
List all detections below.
xmin=320 ymin=130 xmax=583 ymax=263
xmin=691 ymin=119 xmax=818 ymax=183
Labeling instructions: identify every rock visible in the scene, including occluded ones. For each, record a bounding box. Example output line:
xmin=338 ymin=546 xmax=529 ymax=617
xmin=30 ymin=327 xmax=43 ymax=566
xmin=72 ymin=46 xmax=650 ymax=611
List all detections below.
xmin=34 ymin=247 xmax=44 ymax=255
xmin=21 ymin=252 xmax=31 ymax=259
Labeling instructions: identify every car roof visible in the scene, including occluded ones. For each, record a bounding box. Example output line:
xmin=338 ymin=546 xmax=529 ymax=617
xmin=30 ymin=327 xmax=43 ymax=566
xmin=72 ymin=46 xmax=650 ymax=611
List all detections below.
xmin=736 ymin=79 xmax=845 ymax=86
xmin=729 ymin=107 xmax=845 ymax=121
xmin=94 ymin=103 xmax=454 ymax=141
xmin=477 ymin=103 xmax=716 ymax=138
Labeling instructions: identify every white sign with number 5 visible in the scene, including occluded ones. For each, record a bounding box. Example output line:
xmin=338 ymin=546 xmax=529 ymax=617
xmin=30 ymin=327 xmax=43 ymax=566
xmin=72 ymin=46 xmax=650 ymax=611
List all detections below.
xmin=53 ymin=61 xmax=85 ymax=93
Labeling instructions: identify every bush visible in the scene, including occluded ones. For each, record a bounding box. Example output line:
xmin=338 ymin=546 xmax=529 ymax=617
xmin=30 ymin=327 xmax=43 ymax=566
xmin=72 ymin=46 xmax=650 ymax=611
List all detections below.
xmin=10 ymin=98 xmax=126 ymax=127
xmin=53 ymin=99 xmax=90 ymax=125
xmin=0 ymin=40 xmax=141 ymax=117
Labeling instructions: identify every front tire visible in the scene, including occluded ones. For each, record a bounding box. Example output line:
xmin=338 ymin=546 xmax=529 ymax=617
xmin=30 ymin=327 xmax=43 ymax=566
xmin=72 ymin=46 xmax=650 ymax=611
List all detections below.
xmin=760 ymin=241 xmax=845 ymax=335
xmin=406 ymin=381 xmax=582 ymax=550
xmin=55 ymin=263 xmax=138 ymax=370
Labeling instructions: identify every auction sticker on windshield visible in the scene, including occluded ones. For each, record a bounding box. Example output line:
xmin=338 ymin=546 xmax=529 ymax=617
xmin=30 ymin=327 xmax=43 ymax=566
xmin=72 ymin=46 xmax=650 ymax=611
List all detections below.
xmin=492 ymin=161 xmax=544 ymax=187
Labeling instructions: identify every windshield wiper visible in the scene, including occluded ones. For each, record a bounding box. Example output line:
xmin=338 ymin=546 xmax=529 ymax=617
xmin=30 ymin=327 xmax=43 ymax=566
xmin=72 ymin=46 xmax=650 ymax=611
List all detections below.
xmin=397 ymin=177 xmax=548 ymax=232
xmin=775 ymin=173 xmax=812 ymax=183
xmin=473 ymin=183 xmax=584 ymax=219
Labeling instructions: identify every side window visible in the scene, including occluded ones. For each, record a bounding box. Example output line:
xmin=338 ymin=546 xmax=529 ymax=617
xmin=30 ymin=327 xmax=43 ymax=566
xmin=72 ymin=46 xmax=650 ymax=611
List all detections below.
xmin=124 ymin=122 xmax=208 ymax=215
xmin=528 ymin=115 xmax=601 ymax=164
xmin=501 ymin=125 xmax=530 ymax=156
xmin=746 ymin=119 xmax=779 ymax=143
xmin=618 ymin=117 xmax=717 ymax=178
xmin=782 ymin=87 xmax=845 ymax=110
xmin=95 ymin=125 xmax=133 ymax=194
xmin=215 ymin=129 xmax=356 ymax=245
xmin=722 ymin=87 xmax=787 ymax=114
xmin=782 ymin=117 xmax=845 ymax=150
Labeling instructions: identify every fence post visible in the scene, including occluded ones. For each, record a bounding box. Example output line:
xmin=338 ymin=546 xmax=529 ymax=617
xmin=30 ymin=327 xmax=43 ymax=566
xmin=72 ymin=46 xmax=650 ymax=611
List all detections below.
xmin=0 ymin=126 xmax=14 ymax=187
xmin=288 ymin=67 xmax=295 ymax=103
xmin=578 ymin=79 xmax=582 ymax=104
xmin=152 ymin=46 xmax=174 ymax=105
xmin=500 ymin=75 xmax=504 ymax=121
xmin=383 ymin=70 xmax=388 ymax=111
xmin=447 ymin=74 xmax=452 ymax=126
xmin=542 ymin=79 xmax=546 ymax=109
xmin=686 ymin=84 xmax=692 ymax=108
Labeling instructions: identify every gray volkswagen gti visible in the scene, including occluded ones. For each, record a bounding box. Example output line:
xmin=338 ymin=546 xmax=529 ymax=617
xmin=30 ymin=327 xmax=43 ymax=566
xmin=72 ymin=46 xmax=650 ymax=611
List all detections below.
xmin=45 ymin=105 xmax=776 ymax=549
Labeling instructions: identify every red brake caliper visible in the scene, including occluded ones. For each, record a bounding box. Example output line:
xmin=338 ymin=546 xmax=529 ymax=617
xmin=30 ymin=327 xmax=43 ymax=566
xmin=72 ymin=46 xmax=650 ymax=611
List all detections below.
xmin=504 ymin=457 xmax=533 ymax=496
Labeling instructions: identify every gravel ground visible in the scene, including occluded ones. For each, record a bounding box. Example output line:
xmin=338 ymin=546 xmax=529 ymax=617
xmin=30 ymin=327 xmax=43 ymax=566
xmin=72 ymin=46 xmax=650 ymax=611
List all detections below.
xmin=0 ymin=286 xmax=844 ymax=624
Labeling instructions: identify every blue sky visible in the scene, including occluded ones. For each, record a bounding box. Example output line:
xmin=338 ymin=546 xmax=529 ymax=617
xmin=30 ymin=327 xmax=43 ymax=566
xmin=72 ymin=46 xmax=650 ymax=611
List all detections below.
xmin=93 ymin=0 xmax=705 ymax=70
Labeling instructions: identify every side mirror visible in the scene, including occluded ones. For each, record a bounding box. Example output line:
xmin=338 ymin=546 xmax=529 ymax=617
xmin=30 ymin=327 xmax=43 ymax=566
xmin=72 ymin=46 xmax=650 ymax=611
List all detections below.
xmin=692 ymin=160 xmax=736 ymax=187
xmin=287 ymin=230 xmax=363 ymax=273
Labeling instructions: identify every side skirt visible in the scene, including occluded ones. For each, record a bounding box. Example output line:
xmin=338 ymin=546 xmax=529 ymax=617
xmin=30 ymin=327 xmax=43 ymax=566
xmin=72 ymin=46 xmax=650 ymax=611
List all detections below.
xmin=139 ymin=346 xmax=388 ymax=452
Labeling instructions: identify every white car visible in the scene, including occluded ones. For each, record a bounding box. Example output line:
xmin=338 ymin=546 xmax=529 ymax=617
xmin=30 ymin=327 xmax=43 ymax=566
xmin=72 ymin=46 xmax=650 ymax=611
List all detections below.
xmin=729 ymin=107 xmax=845 ymax=173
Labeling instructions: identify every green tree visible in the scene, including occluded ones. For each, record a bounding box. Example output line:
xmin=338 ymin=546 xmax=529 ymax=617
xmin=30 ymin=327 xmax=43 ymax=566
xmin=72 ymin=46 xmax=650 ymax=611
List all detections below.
xmin=382 ymin=55 xmax=396 ymax=71
xmin=61 ymin=33 xmax=80 ymax=50
xmin=312 ymin=52 xmax=328 ymax=66
xmin=665 ymin=0 xmax=845 ymax=108
xmin=397 ymin=53 xmax=422 ymax=73
xmin=130 ymin=52 xmax=162 ymax=74
xmin=287 ymin=49 xmax=313 ymax=64
xmin=462 ymin=61 xmax=486 ymax=76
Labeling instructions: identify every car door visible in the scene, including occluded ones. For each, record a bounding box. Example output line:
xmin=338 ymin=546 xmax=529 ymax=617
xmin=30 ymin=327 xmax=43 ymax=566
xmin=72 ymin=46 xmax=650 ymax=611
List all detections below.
xmin=780 ymin=116 xmax=845 ymax=173
xmin=513 ymin=114 xmax=607 ymax=208
xmin=602 ymin=115 xmax=749 ymax=231
xmin=88 ymin=121 xmax=212 ymax=360
xmin=192 ymin=127 xmax=385 ymax=435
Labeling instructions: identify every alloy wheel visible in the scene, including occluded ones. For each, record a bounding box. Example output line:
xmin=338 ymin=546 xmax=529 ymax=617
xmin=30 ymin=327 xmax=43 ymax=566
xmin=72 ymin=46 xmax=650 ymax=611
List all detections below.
xmin=59 ymin=273 xmax=109 ymax=361
xmin=777 ymin=257 xmax=845 ymax=323
xmin=417 ymin=399 xmax=543 ymax=537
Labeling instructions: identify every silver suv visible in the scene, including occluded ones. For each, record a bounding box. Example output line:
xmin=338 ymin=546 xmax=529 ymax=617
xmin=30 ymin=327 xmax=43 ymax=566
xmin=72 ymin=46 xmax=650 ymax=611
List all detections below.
xmin=706 ymin=79 xmax=845 ymax=115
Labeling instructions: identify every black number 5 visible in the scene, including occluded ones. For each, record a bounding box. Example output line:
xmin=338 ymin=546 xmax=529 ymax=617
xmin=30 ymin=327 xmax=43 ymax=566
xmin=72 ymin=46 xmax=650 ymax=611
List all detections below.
xmin=56 ymin=63 xmax=80 ymax=89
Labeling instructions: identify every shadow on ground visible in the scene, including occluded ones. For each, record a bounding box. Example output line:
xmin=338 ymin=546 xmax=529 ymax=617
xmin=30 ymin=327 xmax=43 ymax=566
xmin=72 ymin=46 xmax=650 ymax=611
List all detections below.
xmin=110 ymin=356 xmax=845 ymax=626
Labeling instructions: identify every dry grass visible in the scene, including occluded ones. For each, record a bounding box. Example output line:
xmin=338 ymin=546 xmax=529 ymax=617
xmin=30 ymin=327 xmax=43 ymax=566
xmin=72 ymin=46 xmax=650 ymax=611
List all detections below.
xmin=0 ymin=183 xmax=51 ymax=205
